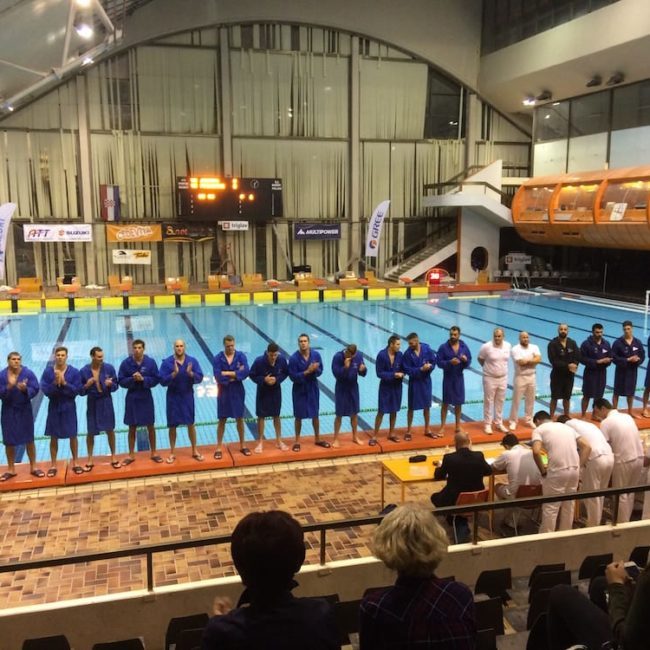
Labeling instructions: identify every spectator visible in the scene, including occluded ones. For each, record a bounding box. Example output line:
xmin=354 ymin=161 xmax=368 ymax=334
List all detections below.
xmin=202 ymin=510 xmax=339 ymax=650
xmin=360 ymin=503 xmax=476 ymax=649
xmin=546 ymin=559 xmax=650 ymax=650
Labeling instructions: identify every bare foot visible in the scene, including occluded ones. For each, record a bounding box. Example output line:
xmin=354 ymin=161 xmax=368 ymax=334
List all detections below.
xmin=352 ymin=437 xmax=363 ymax=445
xmin=332 ymin=438 xmax=340 ymax=448
xmin=642 ymin=410 xmax=650 ymax=418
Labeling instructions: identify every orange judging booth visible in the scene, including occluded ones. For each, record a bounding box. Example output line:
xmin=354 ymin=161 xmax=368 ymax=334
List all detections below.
xmin=512 ymin=165 xmax=650 ymax=249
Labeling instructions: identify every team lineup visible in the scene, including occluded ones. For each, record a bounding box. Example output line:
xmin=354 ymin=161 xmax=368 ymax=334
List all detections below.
xmin=1 ymin=319 xmax=650 ymax=482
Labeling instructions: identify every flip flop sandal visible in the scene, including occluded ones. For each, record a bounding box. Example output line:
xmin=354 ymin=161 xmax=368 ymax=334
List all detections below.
xmin=47 ymin=468 xmax=57 ymax=478
xmin=387 ymin=435 xmax=400 ymax=443
xmin=31 ymin=469 xmax=45 ymax=478
xmin=292 ymin=443 xmax=301 ymax=452
xmin=404 ymin=433 xmax=413 ymax=441
xmin=72 ymin=466 xmax=85 ymax=475
xmin=0 ymin=472 xmax=17 ymax=481
xmin=166 ymin=455 xmax=176 ymax=464
xmin=122 ymin=457 xmax=135 ymax=467
xmin=111 ymin=460 xmax=121 ymax=469
xmin=368 ymin=438 xmax=378 ymax=446
xmin=241 ymin=448 xmax=252 ymax=457
xmin=314 ymin=440 xmax=331 ymax=448
xmin=213 ymin=450 xmax=223 ymax=460
xmin=151 ymin=455 xmax=164 ymax=463
xmin=84 ymin=464 xmax=94 ymax=472
xmin=192 ymin=453 xmax=204 ymax=462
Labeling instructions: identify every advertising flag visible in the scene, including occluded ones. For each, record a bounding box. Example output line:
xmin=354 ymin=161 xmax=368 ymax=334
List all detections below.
xmin=0 ymin=203 xmax=17 ymax=280
xmin=365 ymin=200 xmax=390 ymax=257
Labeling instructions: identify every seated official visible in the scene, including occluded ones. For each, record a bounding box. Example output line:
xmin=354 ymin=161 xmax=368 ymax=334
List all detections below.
xmin=546 ymin=560 xmax=650 ymax=650
xmin=202 ymin=510 xmax=340 ymax=650
xmin=360 ymin=503 xmax=476 ymax=649
xmin=492 ymin=433 xmax=542 ymax=500
xmin=431 ymin=432 xmax=492 ymax=543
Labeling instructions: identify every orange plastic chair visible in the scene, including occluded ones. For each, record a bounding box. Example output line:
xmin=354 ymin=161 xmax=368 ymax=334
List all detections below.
xmin=512 ymin=484 xmax=543 ymax=534
xmin=453 ymin=489 xmax=489 ymax=543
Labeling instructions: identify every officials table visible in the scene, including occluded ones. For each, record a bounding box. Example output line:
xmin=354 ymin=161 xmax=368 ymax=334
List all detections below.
xmin=380 ymin=447 xmax=506 ymax=510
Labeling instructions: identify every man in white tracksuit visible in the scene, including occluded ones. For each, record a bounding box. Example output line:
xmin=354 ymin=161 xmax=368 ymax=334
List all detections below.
xmin=532 ymin=410 xmax=591 ymax=533
xmin=559 ymin=415 xmax=614 ymax=527
xmin=594 ymin=398 xmax=644 ymax=523
xmin=478 ymin=328 xmax=511 ymax=435
xmin=509 ymin=331 xmax=542 ymax=430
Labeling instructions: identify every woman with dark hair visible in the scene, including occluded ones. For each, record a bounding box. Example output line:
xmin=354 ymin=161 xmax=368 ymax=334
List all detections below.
xmin=202 ymin=510 xmax=340 ymax=650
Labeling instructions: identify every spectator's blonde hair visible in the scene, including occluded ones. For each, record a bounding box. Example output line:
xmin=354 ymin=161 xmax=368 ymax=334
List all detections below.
xmin=372 ymin=503 xmax=448 ymax=577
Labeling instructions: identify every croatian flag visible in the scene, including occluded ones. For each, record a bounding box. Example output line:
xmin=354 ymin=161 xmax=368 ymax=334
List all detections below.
xmin=100 ymin=185 xmax=121 ymax=221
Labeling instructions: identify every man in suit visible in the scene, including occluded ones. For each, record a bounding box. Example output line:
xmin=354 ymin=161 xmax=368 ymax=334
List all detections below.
xmin=431 ymin=432 xmax=492 ymax=543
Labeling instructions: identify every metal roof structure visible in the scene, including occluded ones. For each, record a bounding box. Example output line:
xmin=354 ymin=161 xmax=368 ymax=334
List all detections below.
xmin=0 ymin=0 xmax=154 ymax=112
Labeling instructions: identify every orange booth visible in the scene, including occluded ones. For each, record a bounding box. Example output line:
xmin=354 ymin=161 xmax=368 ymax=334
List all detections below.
xmin=512 ymin=165 xmax=650 ymax=249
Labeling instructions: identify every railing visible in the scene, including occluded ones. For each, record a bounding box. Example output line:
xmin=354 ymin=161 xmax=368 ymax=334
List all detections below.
xmin=423 ymin=180 xmax=514 ymax=208
xmin=383 ymin=217 xmax=456 ymax=270
xmin=1 ymin=484 xmax=647 ymax=600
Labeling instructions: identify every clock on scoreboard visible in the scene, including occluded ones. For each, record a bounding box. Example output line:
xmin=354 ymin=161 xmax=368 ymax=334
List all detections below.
xmin=176 ymin=176 xmax=283 ymax=221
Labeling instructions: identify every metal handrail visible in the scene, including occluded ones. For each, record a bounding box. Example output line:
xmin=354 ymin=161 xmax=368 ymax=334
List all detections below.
xmin=383 ymin=218 xmax=456 ymax=269
xmin=1 ymin=483 xmax=648 ymax=595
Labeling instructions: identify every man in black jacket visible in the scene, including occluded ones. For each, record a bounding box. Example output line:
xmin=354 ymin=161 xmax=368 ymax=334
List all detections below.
xmin=431 ymin=432 xmax=492 ymax=542
xmin=547 ymin=323 xmax=581 ymax=418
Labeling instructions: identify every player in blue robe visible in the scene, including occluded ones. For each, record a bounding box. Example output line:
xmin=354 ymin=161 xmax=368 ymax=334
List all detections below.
xmin=402 ymin=332 xmax=438 ymax=441
xmin=159 ymin=339 xmax=204 ymax=463
xmin=436 ymin=326 xmax=472 ymax=435
xmin=118 ymin=339 xmax=161 ymax=465
xmin=80 ymin=346 xmax=119 ymax=470
xmin=611 ymin=320 xmax=645 ymax=416
xmin=249 ymin=342 xmax=289 ymax=453
xmin=579 ymin=323 xmax=612 ymax=418
xmin=0 ymin=351 xmax=41 ymax=481
xmin=289 ymin=333 xmax=329 ymax=451
xmin=331 ymin=343 xmax=367 ymax=447
xmin=40 ymin=346 xmax=83 ymax=476
xmin=372 ymin=335 xmax=404 ymax=445
xmin=213 ymin=335 xmax=250 ymax=458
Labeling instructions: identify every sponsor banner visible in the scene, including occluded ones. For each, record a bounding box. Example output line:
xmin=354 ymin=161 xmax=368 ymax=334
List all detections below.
xmin=162 ymin=223 xmax=216 ymax=243
xmin=219 ymin=221 xmax=249 ymax=231
xmin=364 ymin=200 xmax=390 ymax=257
xmin=106 ymin=223 xmax=162 ymax=242
xmin=100 ymin=185 xmax=121 ymax=221
xmin=293 ymin=223 xmax=341 ymax=240
xmin=112 ymin=249 xmax=152 ymax=265
xmin=610 ymin=202 xmax=627 ymax=221
xmin=23 ymin=224 xmax=92 ymax=242
xmin=505 ymin=253 xmax=532 ymax=265
xmin=0 ymin=203 xmax=17 ymax=280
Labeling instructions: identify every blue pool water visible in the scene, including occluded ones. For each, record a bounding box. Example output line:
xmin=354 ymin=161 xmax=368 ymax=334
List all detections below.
xmin=2 ymin=292 xmax=648 ymax=461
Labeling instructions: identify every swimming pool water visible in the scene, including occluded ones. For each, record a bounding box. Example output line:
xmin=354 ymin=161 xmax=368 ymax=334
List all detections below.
xmin=2 ymin=292 xmax=647 ymax=461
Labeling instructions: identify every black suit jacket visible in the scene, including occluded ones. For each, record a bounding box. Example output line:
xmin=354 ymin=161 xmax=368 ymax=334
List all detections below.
xmin=431 ymin=447 xmax=492 ymax=507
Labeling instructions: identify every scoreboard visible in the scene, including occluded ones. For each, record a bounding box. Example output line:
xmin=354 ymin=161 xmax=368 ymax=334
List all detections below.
xmin=176 ymin=176 xmax=283 ymax=221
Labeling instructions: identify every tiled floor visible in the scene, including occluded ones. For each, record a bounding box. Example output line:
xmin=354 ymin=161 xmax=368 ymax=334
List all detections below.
xmin=0 ymin=453 xmax=447 ymax=609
